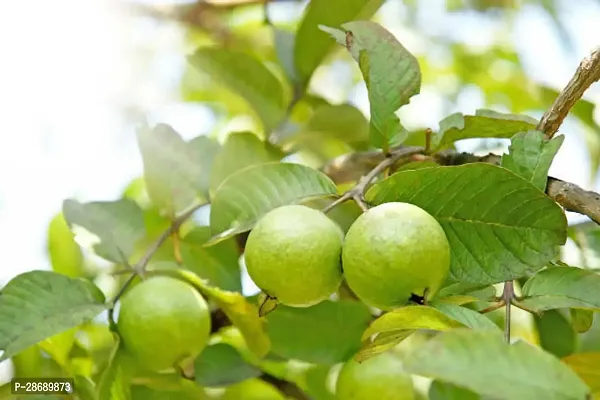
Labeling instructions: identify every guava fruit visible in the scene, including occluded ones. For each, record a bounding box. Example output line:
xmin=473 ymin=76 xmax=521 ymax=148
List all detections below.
xmin=336 ymin=352 xmax=415 ymax=400
xmin=117 ymin=276 xmax=211 ymax=372
xmin=244 ymin=205 xmax=344 ymax=307
xmin=219 ymin=379 xmax=286 ymax=400
xmin=342 ymin=202 xmax=450 ymax=310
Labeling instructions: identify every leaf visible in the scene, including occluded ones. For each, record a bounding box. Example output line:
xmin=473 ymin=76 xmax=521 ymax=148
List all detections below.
xmin=97 ymin=338 xmax=132 ymax=400
xmin=194 ymin=343 xmax=262 ymax=387
xmin=534 ymin=309 xmax=577 ymax=359
xmin=429 ymin=380 xmax=480 ymax=400
xmin=137 ymin=123 xmax=213 ymax=215
xmin=355 ymin=330 xmax=413 ymax=362
xmin=273 ymin=28 xmax=298 ymax=84
xmin=38 ymin=327 xmax=78 ymax=368
xmin=209 ymin=132 xmax=283 ymax=195
xmin=361 ymin=305 xmax=465 ymax=341
xmin=304 ymin=104 xmax=369 ymax=148
xmin=63 ymin=199 xmax=145 ymax=263
xmin=434 ymin=110 xmax=538 ymax=149
xmin=294 ymin=0 xmax=384 ymax=86
xmin=209 ymin=162 xmax=337 ymax=242
xmin=365 ymin=164 xmax=567 ymax=284
xmin=304 ymin=365 xmax=336 ymax=400
xmin=180 ymin=227 xmax=241 ymax=292
xmin=571 ymin=309 xmax=594 ymax=333
xmin=47 ymin=212 xmax=84 ymax=278
xmin=520 ymin=267 xmax=600 ymax=312
xmin=501 ymin=130 xmax=564 ymax=191
xmin=404 ymin=329 xmax=590 ymax=400
xmin=562 ymin=353 xmax=600 ymax=397
xmin=154 ymin=269 xmax=270 ymax=358
xmin=320 ymin=21 xmax=420 ymax=151
xmin=432 ymin=303 xmax=500 ymax=331
xmin=188 ymin=48 xmax=289 ymax=132
xmin=266 ymin=300 xmax=372 ymax=365
xmin=188 ymin=135 xmax=221 ymax=201
xmin=0 ymin=271 xmax=107 ymax=361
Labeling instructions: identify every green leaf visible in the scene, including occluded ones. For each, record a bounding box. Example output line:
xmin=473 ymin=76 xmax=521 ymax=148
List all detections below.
xmin=188 ymin=135 xmax=221 ymax=201
xmin=38 ymin=327 xmax=78 ymax=368
xmin=431 ymin=303 xmax=500 ymax=331
xmin=571 ymin=309 xmax=594 ymax=333
xmin=209 ymin=162 xmax=337 ymax=242
xmin=361 ymin=305 xmax=465 ymax=341
xmin=97 ymin=338 xmax=132 ymax=400
xmin=304 ymin=365 xmax=336 ymax=400
xmin=74 ymin=375 xmax=98 ymax=400
xmin=266 ymin=300 xmax=372 ymax=365
xmin=63 ymin=198 xmax=145 ymax=263
xmin=273 ymin=28 xmax=298 ymax=84
xmin=355 ymin=330 xmax=413 ymax=362
xmin=534 ymin=310 xmax=576 ymax=358
xmin=429 ymin=381 xmax=480 ymax=400
xmin=562 ymin=353 xmax=600 ymax=397
xmin=0 ymin=271 xmax=107 ymax=361
xmin=365 ymin=164 xmax=567 ymax=284
xmin=194 ymin=343 xmax=261 ymax=387
xmin=320 ymin=21 xmax=421 ymax=151
xmin=434 ymin=110 xmax=538 ymax=149
xmin=501 ymin=130 xmax=564 ymax=191
xmin=304 ymin=104 xmax=369 ymax=148
xmin=180 ymin=227 xmax=241 ymax=292
xmin=520 ymin=267 xmax=600 ymax=312
xmin=137 ymin=123 xmax=214 ymax=215
xmin=47 ymin=212 xmax=84 ymax=278
xmin=294 ymin=0 xmax=384 ymax=86
xmin=404 ymin=329 xmax=590 ymax=400
xmin=209 ymin=132 xmax=283 ymax=196
xmin=152 ymin=269 xmax=270 ymax=358
xmin=188 ymin=48 xmax=289 ymax=132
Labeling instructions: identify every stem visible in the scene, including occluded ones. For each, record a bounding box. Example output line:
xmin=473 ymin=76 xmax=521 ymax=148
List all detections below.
xmin=501 ymin=281 xmax=515 ymax=343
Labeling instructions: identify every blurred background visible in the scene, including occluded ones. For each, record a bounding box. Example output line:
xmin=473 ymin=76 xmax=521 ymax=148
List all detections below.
xmin=0 ymin=0 xmax=599 ymax=387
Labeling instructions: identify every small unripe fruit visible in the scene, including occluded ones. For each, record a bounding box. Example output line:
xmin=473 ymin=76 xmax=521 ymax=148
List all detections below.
xmin=336 ymin=352 xmax=415 ymax=400
xmin=342 ymin=202 xmax=450 ymax=310
xmin=117 ymin=276 xmax=211 ymax=371
xmin=244 ymin=205 xmax=344 ymax=307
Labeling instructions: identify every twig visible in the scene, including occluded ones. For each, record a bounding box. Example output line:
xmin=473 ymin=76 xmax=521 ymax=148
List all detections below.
xmin=537 ymin=47 xmax=600 ymax=139
xmin=546 ymin=177 xmax=600 ymax=224
xmin=321 ymin=146 xmax=424 ymax=214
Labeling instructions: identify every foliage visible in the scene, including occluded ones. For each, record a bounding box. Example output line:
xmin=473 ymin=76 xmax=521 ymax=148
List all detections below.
xmin=2 ymin=1 xmax=599 ymax=399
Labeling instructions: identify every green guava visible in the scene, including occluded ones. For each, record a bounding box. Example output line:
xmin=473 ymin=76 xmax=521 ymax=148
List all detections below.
xmin=244 ymin=205 xmax=344 ymax=307
xmin=342 ymin=202 xmax=450 ymax=310
xmin=336 ymin=352 xmax=415 ymax=400
xmin=218 ymin=379 xmax=285 ymax=400
xmin=117 ymin=276 xmax=211 ymax=372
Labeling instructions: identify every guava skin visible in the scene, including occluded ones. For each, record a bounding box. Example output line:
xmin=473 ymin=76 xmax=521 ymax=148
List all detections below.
xmin=244 ymin=205 xmax=345 ymax=307
xmin=117 ymin=276 xmax=211 ymax=372
xmin=336 ymin=352 xmax=415 ymax=400
xmin=342 ymin=202 xmax=450 ymax=310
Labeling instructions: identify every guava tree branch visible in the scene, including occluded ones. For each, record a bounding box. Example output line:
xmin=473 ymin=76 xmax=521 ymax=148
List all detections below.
xmin=537 ymin=47 xmax=600 ymax=139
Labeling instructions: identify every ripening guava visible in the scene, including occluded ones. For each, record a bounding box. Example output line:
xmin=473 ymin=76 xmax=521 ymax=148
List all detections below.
xmin=117 ymin=276 xmax=211 ymax=372
xmin=342 ymin=202 xmax=450 ymax=310
xmin=244 ymin=205 xmax=344 ymax=307
xmin=336 ymin=352 xmax=415 ymax=400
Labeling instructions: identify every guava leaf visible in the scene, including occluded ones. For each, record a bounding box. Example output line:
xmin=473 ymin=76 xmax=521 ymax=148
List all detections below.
xmin=0 ymin=271 xmax=107 ymax=362
xmin=433 ymin=109 xmax=538 ymax=149
xmin=520 ymin=266 xmax=600 ymax=312
xmin=355 ymin=330 xmax=414 ymax=363
xmin=188 ymin=48 xmax=289 ymax=132
xmin=431 ymin=303 xmax=500 ymax=331
xmin=533 ymin=310 xmax=576 ymax=358
xmin=63 ymin=198 xmax=145 ymax=263
xmin=570 ymin=308 xmax=594 ymax=333
xmin=38 ymin=328 xmax=78 ymax=368
xmin=304 ymin=104 xmax=369 ymax=148
xmin=403 ymin=329 xmax=590 ymax=400
xmin=320 ymin=21 xmax=420 ymax=151
xmin=294 ymin=0 xmax=384 ymax=86
xmin=47 ymin=212 xmax=84 ymax=278
xmin=158 ymin=269 xmax=270 ymax=358
xmin=180 ymin=227 xmax=241 ymax=292
xmin=501 ymin=130 xmax=564 ymax=191
xmin=209 ymin=162 xmax=337 ymax=243
xmin=273 ymin=27 xmax=298 ymax=84
xmin=365 ymin=164 xmax=567 ymax=284
xmin=98 ymin=338 xmax=132 ymax=400
xmin=209 ymin=132 xmax=284 ymax=196
xmin=194 ymin=343 xmax=262 ymax=387
xmin=562 ymin=353 xmax=600 ymax=398
xmin=266 ymin=300 xmax=372 ymax=365
xmin=429 ymin=381 xmax=480 ymax=400
xmin=188 ymin=136 xmax=221 ymax=201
